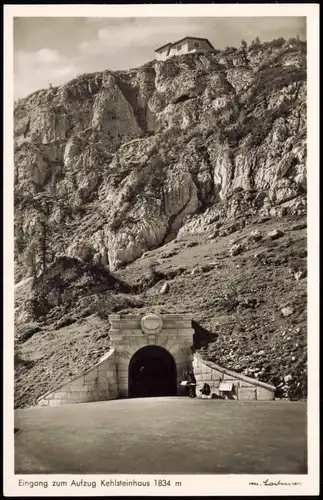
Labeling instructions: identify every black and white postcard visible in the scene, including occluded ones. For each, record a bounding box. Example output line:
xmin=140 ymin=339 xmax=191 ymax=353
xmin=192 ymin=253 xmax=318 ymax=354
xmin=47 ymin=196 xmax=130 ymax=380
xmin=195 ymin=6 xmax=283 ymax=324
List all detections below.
xmin=3 ymin=3 xmax=320 ymax=497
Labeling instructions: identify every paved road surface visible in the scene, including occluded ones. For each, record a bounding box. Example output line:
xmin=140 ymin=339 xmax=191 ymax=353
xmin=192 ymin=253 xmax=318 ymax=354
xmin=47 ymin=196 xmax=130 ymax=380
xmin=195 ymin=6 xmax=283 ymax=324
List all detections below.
xmin=15 ymin=397 xmax=307 ymax=474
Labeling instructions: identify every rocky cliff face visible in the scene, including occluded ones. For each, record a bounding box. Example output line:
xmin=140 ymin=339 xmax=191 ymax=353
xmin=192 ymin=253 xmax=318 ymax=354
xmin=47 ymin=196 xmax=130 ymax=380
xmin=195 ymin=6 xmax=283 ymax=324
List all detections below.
xmin=14 ymin=39 xmax=306 ymax=279
xmin=14 ymin=38 xmax=308 ymax=407
xmin=14 ymin=42 xmax=306 ymax=279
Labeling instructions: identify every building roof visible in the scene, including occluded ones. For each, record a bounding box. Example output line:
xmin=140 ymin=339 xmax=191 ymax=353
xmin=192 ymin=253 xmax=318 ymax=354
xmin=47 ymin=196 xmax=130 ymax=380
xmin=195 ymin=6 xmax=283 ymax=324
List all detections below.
xmin=154 ymin=42 xmax=173 ymax=52
xmin=155 ymin=36 xmax=214 ymax=53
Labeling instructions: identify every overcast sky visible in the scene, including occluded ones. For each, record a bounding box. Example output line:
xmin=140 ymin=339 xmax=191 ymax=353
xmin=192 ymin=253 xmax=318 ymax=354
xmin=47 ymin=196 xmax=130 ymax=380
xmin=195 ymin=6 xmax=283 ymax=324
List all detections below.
xmin=14 ymin=17 xmax=306 ymax=100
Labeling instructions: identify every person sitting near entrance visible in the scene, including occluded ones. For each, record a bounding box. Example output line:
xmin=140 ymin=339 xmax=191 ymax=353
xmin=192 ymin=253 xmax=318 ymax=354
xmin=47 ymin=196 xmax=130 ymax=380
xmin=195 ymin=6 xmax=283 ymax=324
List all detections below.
xmin=199 ymin=383 xmax=211 ymax=398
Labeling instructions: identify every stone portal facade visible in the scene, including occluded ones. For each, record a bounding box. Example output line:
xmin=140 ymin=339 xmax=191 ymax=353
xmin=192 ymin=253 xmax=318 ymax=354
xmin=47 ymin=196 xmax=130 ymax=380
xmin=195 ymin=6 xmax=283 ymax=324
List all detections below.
xmin=109 ymin=313 xmax=194 ymax=397
xmin=37 ymin=313 xmax=275 ymax=407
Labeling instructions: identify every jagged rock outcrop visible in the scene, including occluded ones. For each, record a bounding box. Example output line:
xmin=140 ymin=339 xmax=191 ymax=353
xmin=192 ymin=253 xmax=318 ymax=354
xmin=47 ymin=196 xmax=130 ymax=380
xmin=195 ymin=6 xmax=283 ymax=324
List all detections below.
xmin=14 ymin=39 xmax=307 ymax=278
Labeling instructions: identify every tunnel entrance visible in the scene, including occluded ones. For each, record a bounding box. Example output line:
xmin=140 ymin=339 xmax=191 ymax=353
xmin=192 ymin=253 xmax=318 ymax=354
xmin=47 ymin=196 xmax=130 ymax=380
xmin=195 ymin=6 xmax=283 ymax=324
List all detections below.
xmin=128 ymin=345 xmax=177 ymax=398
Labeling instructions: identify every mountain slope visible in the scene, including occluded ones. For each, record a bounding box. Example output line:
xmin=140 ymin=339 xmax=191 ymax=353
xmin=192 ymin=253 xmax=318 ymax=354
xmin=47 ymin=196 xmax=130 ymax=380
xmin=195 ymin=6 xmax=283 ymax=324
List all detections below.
xmin=14 ymin=38 xmax=306 ymax=278
xmin=14 ymin=37 xmax=307 ymax=407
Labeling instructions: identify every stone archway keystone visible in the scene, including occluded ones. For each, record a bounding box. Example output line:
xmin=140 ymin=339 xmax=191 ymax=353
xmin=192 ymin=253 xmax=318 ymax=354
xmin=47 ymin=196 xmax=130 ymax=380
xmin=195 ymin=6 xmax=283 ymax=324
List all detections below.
xmin=140 ymin=314 xmax=163 ymax=335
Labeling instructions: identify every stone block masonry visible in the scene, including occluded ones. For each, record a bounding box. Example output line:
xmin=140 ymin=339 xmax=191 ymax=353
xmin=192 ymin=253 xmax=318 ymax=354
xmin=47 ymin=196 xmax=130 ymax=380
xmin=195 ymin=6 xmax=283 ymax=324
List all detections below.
xmin=193 ymin=353 xmax=275 ymax=401
xmin=37 ymin=313 xmax=275 ymax=406
xmin=37 ymin=349 xmax=118 ymax=407
xmin=109 ymin=313 xmax=195 ymax=398
xmin=37 ymin=313 xmax=195 ymax=406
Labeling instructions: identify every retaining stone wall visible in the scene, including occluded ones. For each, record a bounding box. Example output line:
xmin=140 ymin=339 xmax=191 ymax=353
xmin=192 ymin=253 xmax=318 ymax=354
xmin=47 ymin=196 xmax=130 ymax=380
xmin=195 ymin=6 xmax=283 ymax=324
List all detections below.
xmin=37 ymin=349 xmax=118 ymax=407
xmin=193 ymin=353 xmax=275 ymax=400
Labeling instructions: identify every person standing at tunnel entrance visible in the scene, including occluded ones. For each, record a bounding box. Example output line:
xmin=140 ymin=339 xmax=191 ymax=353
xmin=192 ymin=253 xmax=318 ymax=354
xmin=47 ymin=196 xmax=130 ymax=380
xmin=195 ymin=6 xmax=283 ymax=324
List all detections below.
xmin=186 ymin=371 xmax=196 ymax=398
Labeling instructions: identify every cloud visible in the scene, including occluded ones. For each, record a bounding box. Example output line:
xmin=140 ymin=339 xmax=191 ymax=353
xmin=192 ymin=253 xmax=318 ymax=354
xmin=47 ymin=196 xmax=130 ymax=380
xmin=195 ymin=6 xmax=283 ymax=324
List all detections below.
xmin=16 ymin=48 xmax=62 ymax=68
xmin=35 ymin=48 xmax=62 ymax=64
xmin=14 ymin=17 xmax=306 ymax=100
xmin=79 ymin=19 xmax=204 ymax=55
xmin=14 ymin=48 xmax=82 ymax=99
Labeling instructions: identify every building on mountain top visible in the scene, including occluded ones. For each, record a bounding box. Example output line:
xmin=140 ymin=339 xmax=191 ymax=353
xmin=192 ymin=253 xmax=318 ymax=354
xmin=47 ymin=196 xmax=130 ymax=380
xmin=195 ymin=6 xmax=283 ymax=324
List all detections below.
xmin=154 ymin=36 xmax=214 ymax=61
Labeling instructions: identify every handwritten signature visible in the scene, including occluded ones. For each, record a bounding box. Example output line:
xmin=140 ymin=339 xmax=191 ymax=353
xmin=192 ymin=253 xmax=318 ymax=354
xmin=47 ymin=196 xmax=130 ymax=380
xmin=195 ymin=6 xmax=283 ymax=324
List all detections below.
xmin=249 ymin=479 xmax=302 ymax=487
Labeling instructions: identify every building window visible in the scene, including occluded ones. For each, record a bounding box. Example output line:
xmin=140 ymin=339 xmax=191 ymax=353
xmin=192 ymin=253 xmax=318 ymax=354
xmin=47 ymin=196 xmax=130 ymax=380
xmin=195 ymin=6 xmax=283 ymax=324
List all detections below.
xmin=177 ymin=45 xmax=182 ymax=51
xmin=194 ymin=42 xmax=199 ymax=48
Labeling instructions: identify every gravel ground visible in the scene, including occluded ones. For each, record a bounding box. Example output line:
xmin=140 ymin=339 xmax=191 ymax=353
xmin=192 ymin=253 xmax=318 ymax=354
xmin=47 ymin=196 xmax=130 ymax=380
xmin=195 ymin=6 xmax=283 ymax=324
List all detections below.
xmin=15 ymin=397 xmax=307 ymax=474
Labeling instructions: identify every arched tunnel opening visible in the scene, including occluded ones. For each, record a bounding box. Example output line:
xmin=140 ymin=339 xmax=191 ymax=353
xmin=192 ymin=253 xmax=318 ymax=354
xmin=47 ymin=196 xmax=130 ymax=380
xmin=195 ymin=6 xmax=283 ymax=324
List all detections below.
xmin=128 ymin=345 xmax=177 ymax=398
